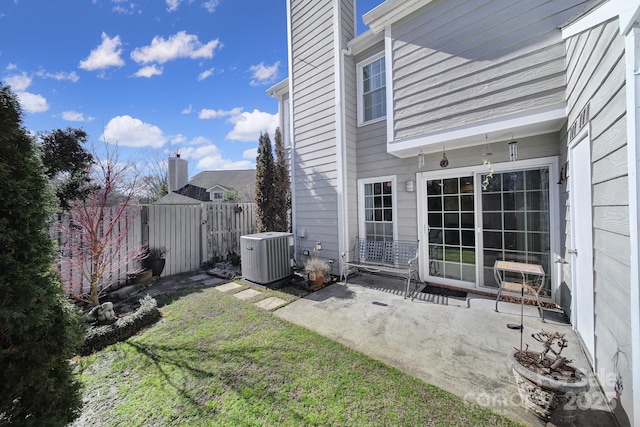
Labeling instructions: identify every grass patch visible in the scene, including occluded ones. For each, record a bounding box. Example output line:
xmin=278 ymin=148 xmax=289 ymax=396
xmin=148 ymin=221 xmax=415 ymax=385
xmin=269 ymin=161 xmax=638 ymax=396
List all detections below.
xmin=73 ymin=287 xmax=522 ymax=426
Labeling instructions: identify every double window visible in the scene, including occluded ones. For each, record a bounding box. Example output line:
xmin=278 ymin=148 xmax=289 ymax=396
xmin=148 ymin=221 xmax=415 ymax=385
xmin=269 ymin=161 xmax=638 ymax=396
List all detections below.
xmin=358 ymin=53 xmax=386 ymax=125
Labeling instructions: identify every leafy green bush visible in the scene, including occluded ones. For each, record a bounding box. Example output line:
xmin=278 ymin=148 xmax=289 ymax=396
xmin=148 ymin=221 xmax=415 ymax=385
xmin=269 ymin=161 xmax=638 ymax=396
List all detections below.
xmin=80 ymin=295 xmax=161 ymax=355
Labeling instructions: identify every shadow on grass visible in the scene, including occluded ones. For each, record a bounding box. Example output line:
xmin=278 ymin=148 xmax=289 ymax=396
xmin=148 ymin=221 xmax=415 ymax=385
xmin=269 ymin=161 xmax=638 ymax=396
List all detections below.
xmin=124 ymin=340 xmax=310 ymax=424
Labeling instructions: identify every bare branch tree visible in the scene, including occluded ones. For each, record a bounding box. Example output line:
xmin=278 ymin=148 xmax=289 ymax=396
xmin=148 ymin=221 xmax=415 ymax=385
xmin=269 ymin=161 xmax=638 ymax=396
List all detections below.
xmin=59 ymin=143 xmax=145 ymax=306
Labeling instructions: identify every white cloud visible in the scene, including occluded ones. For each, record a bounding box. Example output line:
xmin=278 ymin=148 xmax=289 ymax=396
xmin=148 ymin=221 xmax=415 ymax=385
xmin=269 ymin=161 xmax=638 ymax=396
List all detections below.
xmin=181 ymin=105 xmax=193 ymax=114
xmin=249 ymin=61 xmax=279 ymax=86
xmin=189 ymin=135 xmax=211 ymax=145
xmin=6 ymin=63 xmax=18 ymax=71
xmin=171 ymin=134 xmax=187 ymax=144
xmin=177 ymin=143 xmax=253 ymax=170
xmin=202 ymin=0 xmax=219 ymax=13
xmin=225 ymin=109 xmax=278 ymax=142
xmin=134 ymin=64 xmax=163 ymax=78
xmin=5 ymin=72 xmax=31 ymax=91
xmin=199 ymin=106 xmax=242 ymax=120
xmin=243 ymin=148 xmax=258 ymax=160
xmin=16 ymin=92 xmax=49 ymax=113
xmin=197 ymin=68 xmax=214 ymax=81
xmin=62 ymin=110 xmax=94 ymax=122
xmin=166 ymin=0 xmax=181 ymax=12
xmin=112 ymin=2 xmax=138 ymax=14
xmin=36 ymin=70 xmax=80 ymax=82
xmin=79 ymin=32 xmax=125 ymax=71
xmin=131 ymin=31 xmax=221 ymax=65
xmin=100 ymin=115 xmax=167 ymax=148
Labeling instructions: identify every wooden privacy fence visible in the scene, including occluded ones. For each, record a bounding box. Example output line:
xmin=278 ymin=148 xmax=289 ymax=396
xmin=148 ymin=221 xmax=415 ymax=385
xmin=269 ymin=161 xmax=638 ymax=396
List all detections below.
xmin=52 ymin=202 xmax=257 ymax=293
xmin=145 ymin=203 xmax=257 ymax=277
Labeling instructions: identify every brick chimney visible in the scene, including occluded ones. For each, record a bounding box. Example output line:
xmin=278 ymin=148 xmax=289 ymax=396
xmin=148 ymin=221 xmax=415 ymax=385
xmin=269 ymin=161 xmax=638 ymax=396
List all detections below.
xmin=168 ymin=154 xmax=188 ymax=192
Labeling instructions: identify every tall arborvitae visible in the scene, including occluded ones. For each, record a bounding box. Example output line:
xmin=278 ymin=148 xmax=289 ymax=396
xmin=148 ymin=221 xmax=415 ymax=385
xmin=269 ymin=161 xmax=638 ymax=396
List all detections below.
xmin=273 ymin=127 xmax=291 ymax=232
xmin=0 ymin=83 xmax=85 ymax=425
xmin=255 ymin=132 xmax=277 ymax=232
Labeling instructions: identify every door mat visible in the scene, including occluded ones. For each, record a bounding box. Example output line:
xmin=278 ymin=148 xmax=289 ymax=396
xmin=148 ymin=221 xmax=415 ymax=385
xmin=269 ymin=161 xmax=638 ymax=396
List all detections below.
xmin=421 ymin=284 xmax=467 ymax=299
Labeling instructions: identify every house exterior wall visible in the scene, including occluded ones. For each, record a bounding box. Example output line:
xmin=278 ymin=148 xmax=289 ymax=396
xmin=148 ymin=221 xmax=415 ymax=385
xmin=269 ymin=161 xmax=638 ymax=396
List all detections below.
xmin=388 ymin=0 xmax=586 ymax=143
xmin=564 ymin=16 xmax=633 ymax=424
xmin=288 ymin=0 xmax=355 ymax=267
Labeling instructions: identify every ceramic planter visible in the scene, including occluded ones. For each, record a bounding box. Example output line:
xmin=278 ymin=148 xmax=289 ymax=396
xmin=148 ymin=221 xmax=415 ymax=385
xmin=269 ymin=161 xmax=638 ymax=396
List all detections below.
xmin=151 ymin=259 xmax=166 ymax=277
xmin=509 ymin=349 xmax=589 ymax=423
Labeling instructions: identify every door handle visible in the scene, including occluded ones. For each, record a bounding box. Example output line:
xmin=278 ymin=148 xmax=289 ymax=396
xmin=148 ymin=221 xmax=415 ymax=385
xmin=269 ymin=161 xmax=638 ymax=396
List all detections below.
xmin=568 ymin=249 xmax=578 ymax=255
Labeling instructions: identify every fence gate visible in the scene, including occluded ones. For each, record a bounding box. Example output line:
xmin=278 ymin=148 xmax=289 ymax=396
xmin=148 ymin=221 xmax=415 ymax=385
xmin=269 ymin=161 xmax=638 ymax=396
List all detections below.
xmin=203 ymin=203 xmax=257 ymax=262
xmin=146 ymin=204 xmax=203 ymax=277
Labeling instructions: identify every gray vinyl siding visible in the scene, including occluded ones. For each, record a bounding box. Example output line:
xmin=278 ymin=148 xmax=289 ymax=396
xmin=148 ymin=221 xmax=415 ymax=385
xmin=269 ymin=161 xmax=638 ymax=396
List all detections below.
xmin=564 ymin=17 xmax=633 ymax=422
xmin=344 ymin=52 xmax=359 ymax=251
xmin=354 ymin=42 xmax=419 ymax=242
xmin=289 ymin=0 xmax=355 ymax=266
xmin=389 ymin=0 xmax=588 ymax=142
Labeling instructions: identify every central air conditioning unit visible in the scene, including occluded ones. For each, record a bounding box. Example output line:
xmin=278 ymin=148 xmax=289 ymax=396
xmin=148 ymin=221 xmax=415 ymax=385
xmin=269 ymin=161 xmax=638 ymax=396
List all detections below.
xmin=241 ymin=232 xmax=293 ymax=285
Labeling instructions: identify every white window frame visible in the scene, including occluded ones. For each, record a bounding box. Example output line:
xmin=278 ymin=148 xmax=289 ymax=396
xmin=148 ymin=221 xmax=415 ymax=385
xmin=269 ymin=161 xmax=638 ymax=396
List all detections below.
xmin=357 ymin=175 xmax=398 ymax=240
xmin=357 ymin=52 xmax=386 ymax=127
xmin=417 ymin=156 xmax=560 ymax=293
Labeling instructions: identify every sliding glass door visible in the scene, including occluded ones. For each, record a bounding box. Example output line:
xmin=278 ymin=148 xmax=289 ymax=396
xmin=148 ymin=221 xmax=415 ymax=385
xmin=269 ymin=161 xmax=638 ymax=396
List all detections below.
xmin=426 ymin=176 xmax=476 ymax=284
xmin=423 ymin=163 xmax=553 ymax=292
xmin=480 ymin=168 xmax=551 ymax=292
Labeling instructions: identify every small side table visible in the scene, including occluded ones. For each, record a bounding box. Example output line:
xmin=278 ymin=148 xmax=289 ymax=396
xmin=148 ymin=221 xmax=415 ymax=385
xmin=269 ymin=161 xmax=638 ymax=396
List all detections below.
xmin=494 ymin=260 xmax=546 ymax=321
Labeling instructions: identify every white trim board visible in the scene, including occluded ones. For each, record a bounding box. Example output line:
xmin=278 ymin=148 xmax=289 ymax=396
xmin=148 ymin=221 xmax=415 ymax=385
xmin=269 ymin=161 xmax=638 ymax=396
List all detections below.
xmin=625 ymin=25 xmax=640 ymax=427
xmin=387 ymin=104 xmax=566 ymax=158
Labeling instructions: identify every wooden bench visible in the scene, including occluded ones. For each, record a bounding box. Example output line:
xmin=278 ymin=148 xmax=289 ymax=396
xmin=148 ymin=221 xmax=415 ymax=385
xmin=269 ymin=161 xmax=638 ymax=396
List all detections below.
xmin=341 ymin=238 xmax=419 ymax=298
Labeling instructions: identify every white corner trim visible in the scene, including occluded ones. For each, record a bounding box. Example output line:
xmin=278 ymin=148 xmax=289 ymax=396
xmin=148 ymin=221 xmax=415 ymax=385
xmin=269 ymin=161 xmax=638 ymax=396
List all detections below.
xmin=562 ymin=0 xmax=640 ymax=39
xmin=334 ymin=0 xmax=349 ymax=264
xmin=385 ymin=27 xmax=394 ymax=144
xmin=620 ymin=0 xmax=640 ymax=35
xmin=286 ymin=0 xmax=298 ymax=242
xmin=562 ymin=1 xmax=619 ymax=39
xmin=625 ymin=26 xmax=640 ymax=427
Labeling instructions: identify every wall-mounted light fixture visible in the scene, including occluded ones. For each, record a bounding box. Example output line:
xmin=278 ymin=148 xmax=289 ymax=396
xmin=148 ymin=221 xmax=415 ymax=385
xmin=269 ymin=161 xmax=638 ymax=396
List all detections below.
xmin=406 ymin=180 xmax=415 ymax=192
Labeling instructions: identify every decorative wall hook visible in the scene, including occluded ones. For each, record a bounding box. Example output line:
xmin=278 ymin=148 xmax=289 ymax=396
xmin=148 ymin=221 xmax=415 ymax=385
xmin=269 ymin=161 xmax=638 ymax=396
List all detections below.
xmin=440 ymin=147 xmax=448 ymax=168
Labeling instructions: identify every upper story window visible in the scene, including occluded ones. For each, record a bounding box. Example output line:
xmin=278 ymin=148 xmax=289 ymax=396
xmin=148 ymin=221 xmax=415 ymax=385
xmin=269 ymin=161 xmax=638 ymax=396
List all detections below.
xmin=358 ymin=53 xmax=386 ymax=125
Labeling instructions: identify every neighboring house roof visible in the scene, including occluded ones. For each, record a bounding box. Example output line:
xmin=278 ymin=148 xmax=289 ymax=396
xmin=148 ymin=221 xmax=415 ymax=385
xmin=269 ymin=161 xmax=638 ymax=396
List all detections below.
xmin=154 ymin=191 xmax=202 ymax=204
xmin=155 ymin=169 xmax=256 ymax=204
xmin=188 ymin=170 xmax=256 ymax=191
xmin=174 ymin=184 xmax=211 ymax=202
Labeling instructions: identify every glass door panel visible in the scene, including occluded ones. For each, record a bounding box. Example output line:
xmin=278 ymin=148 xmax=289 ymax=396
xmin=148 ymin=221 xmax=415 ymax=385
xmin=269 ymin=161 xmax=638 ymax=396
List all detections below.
xmin=480 ymin=168 xmax=551 ymax=293
xmin=427 ymin=176 xmax=475 ymax=282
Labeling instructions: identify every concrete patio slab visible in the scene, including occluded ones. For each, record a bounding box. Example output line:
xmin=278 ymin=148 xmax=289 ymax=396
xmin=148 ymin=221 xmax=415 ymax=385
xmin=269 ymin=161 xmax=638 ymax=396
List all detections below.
xmin=254 ymin=296 xmax=287 ymax=311
xmin=233 ymin=288 xmax=262 ymax=300
xmin=215 ymin=282 xmax=242 ymax=292
xmin=274 ymin=275 xmax=616 ymax=426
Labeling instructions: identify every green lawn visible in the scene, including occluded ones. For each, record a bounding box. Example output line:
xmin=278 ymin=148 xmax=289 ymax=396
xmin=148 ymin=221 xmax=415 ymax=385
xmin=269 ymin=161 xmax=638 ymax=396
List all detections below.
xmin=73 ymin=286 xmax=522 ymax=426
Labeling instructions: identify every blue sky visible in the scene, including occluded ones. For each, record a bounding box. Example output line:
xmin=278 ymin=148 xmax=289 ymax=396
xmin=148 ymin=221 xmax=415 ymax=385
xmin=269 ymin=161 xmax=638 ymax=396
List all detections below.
xmin=1 ymin=0 xmax=382 ymax=178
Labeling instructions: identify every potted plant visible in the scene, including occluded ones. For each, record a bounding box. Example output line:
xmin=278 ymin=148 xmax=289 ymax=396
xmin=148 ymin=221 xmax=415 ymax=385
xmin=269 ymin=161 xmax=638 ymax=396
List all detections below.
xmin=143 ymin=246 xmax=167 ymax=277
xmin=228 ymin=251 xmax=241 ymax=266
xmin=509 ymin=330 xmax=589 ymax=424
xmin=304 ymin=257 xmax=331 ymax=290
